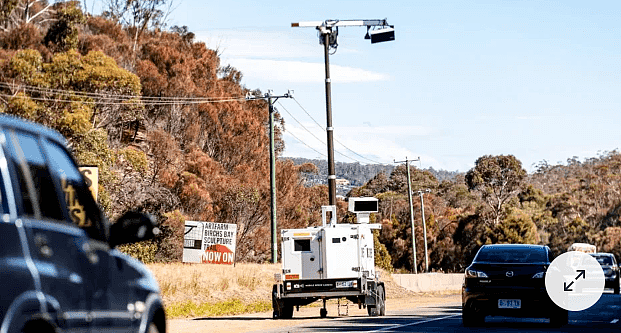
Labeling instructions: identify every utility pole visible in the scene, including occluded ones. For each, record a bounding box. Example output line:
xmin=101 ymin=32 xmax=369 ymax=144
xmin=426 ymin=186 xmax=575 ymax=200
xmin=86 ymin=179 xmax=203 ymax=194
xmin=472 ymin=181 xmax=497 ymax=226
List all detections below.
xmin=394 ymin=157 xmax=420 ymax=273
xmin=247 ymin=90 xmax=292 ymax=264
xmin=292 ymin=19 xmax=395 ymax=206
xmin=417 ymin=189 xmax=431 ymax=272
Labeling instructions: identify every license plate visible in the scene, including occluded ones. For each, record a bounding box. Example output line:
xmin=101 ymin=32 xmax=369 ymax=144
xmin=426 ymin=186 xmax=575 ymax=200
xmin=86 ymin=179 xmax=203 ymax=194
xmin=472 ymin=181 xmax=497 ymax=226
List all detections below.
xmin=498 ymin=299 xmax=521 ymax=309
xmin=336 ymin=281 xmax=353 ymax=288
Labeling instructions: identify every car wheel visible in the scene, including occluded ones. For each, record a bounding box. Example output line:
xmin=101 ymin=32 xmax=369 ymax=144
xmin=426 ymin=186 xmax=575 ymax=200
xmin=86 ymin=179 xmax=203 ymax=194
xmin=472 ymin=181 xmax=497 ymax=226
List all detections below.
xmin=550 ymin=308 xmax=568 ymax=327
xmin=462 ymin=307 xmax=484 ymax=327
xmin=614 ymin=278 xmax=620 ymax=294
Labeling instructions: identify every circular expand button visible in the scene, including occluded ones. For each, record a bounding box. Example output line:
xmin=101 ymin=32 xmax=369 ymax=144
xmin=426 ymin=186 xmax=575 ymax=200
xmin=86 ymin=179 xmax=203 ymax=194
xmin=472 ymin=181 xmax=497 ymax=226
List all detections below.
xmin=545 ymin=251 xmax=605 ymax=311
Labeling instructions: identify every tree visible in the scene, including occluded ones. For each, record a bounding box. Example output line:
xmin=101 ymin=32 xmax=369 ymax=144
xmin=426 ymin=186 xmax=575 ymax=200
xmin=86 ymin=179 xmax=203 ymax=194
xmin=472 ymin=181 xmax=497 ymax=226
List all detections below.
xmin=465 ymin=155 xmax=526 ymax=225
xmin=102 ymin=0 xmax=175 ymax=60
xmin=44 ymin=1 xmax=85 ymax=52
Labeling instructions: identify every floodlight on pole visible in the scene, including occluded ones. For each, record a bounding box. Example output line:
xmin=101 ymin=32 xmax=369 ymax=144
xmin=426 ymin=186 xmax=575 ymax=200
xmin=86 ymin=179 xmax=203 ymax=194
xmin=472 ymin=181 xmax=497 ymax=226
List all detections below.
xmin=292 ymin=19 xmax=395 ymax=207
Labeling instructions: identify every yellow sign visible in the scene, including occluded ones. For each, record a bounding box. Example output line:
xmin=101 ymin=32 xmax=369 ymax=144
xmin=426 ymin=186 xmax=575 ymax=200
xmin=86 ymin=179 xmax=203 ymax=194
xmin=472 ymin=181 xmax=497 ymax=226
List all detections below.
xmin=79 ymin=166 xmax=99 ymax=201
xmin=62 ymin=178 xmax=91 ymax=228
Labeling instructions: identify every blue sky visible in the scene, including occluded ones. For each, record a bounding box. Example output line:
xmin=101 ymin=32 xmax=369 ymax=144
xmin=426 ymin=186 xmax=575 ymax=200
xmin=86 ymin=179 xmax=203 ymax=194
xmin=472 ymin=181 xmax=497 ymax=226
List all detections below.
xmin=95 ymin=1 xmax=621 ymax=172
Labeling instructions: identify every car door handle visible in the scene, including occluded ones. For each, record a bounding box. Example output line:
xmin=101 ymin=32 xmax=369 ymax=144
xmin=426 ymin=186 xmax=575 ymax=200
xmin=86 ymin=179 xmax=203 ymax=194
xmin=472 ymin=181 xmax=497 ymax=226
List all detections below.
xmin=34 ymin=234 xmax=53 ymax=258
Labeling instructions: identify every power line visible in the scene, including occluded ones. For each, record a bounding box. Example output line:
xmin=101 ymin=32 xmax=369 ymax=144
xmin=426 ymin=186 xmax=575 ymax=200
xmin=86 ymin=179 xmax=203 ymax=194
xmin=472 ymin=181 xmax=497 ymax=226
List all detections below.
xmin=277 ymin=101 xmax=358 ymax=162
xmin=0 ymin=82 xmax=247 ymax=104
xmin=291 ymin=97 xmax=384 ymax=164
xmin=0 ymin=92 xmax=246 ymax=106
xmin=282 ymin=127 xmax=327 ymax=158
xmin=0 ymin=82 xmax=241 ymax=101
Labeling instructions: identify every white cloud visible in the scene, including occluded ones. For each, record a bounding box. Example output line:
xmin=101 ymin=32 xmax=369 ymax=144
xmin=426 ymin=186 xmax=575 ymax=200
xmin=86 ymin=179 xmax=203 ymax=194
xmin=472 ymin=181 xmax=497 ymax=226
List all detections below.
xmin=515 ymin=116 xmax=543 ymax=120
xmin=193 ymin=29 xmax=388 ymax=84
xmin=227 ymin=58 xmax=389 ymax=83
xmin=195 ymin=30 xmax=320 ymax=59
xmin=282 ymin=124 xmax=439 ymax=166
xmin=195 ymin=29 xmax=360 ymax=59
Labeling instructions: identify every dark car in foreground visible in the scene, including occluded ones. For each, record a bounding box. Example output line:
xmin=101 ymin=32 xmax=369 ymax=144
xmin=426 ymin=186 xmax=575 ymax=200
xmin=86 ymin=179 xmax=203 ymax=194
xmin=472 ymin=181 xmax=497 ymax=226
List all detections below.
xmin=590 ymin=253 xmax=620 ymax=294
xmin=0 ymin=114 xmax=166 ymax=332
xmin=462 ymin=244 xmax=567 ymax=327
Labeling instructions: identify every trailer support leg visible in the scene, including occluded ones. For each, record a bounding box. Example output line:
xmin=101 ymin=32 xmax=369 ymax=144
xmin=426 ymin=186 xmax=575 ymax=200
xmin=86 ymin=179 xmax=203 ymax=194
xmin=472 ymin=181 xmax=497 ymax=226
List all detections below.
xmin=320 ymin=299 xmax=328 ymax=318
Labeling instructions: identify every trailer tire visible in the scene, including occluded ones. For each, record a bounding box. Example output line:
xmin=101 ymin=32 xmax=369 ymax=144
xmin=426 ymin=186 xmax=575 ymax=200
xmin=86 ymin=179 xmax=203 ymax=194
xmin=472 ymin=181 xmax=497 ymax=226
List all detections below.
xmin=377 ymin=285 xmax=386 ymax=316
xmin=272 ymin=285 xmax=293 ymax=319
xmin=367 ymin=305 xmax=378 ymax=316
xmin=281 ymin=301 xmax=294 ymax=319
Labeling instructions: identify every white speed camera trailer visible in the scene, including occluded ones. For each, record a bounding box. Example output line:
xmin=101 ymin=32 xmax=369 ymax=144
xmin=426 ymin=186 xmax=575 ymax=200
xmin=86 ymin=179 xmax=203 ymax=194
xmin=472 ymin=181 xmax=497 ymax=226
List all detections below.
xmin=272 ymin=197 xmax=385 ymax=319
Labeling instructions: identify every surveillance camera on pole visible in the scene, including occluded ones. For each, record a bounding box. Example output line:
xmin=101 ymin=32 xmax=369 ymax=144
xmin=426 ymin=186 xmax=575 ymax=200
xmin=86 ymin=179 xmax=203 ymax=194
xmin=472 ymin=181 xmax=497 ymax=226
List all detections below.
xmin=291 ymin=19 xmax=395 ymax=207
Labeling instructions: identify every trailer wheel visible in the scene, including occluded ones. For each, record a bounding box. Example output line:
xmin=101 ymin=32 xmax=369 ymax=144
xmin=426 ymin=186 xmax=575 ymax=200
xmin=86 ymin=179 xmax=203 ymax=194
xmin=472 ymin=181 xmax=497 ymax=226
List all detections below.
xmin=377 ymin=285 xmax=386 ymax=316
xmin=367 ymin=305 xmax=378 ymax=316
xmin=281 ymin=301 xmax=294 ymax=319
xmin=272 ymin=285 xmax=293 ymax=319
xmin=320 ymin=308 xmax=327 ymax=318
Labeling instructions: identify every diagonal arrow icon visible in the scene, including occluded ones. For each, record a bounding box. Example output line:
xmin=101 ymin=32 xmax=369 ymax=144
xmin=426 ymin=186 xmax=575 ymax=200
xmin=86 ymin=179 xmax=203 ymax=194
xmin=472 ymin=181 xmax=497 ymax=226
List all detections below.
xmin=564 ymin=281 xmax=574 ymax=292
xmin=575 ymin=270 xmax=586 ymax=280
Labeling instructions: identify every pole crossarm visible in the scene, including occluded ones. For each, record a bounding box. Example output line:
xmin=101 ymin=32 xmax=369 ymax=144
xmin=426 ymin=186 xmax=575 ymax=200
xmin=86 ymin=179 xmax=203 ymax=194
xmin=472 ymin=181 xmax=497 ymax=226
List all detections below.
xmin=246 ymin=90 xmax=293 ymax=103
xmin=292 ymin=19 xmax=390 ymax=28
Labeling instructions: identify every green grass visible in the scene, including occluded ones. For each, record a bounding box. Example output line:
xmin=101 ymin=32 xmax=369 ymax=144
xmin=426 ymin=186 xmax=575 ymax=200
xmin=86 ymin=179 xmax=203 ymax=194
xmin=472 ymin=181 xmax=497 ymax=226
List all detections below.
xmin=166 ymin=299 xmax=272 ymax=319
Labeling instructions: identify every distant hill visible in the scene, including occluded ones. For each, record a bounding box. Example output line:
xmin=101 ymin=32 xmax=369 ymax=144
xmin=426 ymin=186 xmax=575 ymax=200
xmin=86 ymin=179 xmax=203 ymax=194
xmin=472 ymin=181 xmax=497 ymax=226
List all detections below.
xmin=283 ymin=157 xmax=461 ymax=187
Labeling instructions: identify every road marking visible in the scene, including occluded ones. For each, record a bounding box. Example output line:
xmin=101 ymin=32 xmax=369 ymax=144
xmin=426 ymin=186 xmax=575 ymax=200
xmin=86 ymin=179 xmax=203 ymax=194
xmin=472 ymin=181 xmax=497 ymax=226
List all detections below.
xmin=362 ymin=314 xmax=460 ymax=332
xmin=611 ymin=319 xmax=619 ymax=324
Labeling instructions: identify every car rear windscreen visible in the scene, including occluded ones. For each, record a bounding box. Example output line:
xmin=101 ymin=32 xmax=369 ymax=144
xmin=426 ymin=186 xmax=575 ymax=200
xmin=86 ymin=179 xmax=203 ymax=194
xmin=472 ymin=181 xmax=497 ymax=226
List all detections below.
xmin=591 ymin=255 xmax=613 ymax=265
xmin=475 ymin=247 xmax=547 ymax=263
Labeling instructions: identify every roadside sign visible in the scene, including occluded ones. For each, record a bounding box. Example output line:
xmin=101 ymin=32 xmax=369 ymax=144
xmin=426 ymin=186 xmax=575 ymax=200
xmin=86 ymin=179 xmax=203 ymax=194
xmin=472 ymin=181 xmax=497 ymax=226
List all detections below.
xmin=183 ymin=221 xmax=237 ymax=265
xmin=79 ymin=166 xmax=99 ymax=201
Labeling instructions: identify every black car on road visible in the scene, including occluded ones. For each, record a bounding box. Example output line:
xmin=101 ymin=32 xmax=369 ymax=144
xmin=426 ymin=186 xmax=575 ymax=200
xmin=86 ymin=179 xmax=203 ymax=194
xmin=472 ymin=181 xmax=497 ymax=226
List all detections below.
xmin=590 ymin=253 xmax=620 ymax=294
xmin=0 ymin=114 xmax=166 ymax=332
xmin=462 ymin=244 xmax=567 ymax=327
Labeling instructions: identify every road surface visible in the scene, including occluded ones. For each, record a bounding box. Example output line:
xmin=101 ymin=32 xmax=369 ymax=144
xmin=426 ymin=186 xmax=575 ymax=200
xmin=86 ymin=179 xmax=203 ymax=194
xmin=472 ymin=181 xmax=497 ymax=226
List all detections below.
xmin=168 ymin=292 xmax=621 ymax=332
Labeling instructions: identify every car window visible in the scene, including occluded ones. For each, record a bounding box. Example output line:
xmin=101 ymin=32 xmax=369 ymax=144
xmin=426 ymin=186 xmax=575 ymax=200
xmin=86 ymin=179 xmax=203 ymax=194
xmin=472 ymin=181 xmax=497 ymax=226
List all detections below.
xmin=42 ymin=139 xmax=107 ymax=242
xmin=475 ymin=247 xmax=548 ymax=263
xmin=5 ymin=129 xmax=63 ymax=221
xmin=591 ymin=255 xmax=613 ymax=265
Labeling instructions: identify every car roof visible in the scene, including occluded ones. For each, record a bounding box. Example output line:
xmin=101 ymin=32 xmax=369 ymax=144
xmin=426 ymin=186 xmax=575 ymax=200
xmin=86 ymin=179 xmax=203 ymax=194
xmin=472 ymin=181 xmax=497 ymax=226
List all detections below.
xmin=590 ymin=253 xmax=615 ymax=257
xmin=0 ymin=114 xmax=66 ymax=144
xmin=481 ymin=244 xmax=547 ymax=250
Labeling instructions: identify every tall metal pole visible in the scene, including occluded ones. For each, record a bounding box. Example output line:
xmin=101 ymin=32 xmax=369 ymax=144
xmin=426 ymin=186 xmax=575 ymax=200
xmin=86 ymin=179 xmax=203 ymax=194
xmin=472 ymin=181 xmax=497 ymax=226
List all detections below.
xmin=322 ymin=31 xmax=337 ymax=206
xmin=395 ymin=157 xmax=419 ymax=274
xmin=418 ymin=190 xmax=429 ymax=272
xmin=268 ymin=93 xmax=278 ymax=264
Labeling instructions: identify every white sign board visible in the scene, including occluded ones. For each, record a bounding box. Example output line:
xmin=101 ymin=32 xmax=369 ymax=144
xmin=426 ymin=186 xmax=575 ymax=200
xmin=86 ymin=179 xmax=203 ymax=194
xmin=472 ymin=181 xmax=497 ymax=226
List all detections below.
xmin=183 ymin=221 xmax=237 ymax=265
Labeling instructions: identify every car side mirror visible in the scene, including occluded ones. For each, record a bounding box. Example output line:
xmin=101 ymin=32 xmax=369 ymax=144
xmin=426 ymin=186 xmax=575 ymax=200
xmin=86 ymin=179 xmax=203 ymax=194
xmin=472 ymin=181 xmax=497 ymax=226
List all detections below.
xmin=109 ymin=211 xmax=159 ymax=247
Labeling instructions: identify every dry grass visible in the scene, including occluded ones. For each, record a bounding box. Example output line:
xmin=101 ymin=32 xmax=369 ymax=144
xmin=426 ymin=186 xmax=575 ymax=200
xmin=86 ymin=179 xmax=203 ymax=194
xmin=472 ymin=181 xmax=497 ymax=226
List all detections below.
xmin=147 ymin=262 xmax=280 ymax=314
xmin=147 ymin=263 xmax=452 ymax=319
